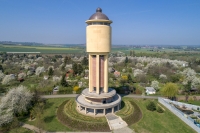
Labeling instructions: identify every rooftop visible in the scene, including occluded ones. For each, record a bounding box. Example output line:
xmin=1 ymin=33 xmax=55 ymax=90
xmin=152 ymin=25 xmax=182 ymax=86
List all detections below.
xmin=89 ymin=7 xmax=109 ymax=20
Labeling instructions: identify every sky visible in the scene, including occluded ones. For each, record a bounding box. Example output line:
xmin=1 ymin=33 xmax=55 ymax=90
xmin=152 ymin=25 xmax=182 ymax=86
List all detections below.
xmin=0 ymin=0 xmax=200 ymax=45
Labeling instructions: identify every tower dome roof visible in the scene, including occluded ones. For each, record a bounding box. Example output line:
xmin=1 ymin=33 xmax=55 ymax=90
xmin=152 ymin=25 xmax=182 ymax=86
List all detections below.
xmin=89 ymin=8 xmax=109 ymax=20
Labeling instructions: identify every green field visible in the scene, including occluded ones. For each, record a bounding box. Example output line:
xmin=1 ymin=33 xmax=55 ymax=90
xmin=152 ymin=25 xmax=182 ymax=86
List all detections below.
xmin=0 ymin=44 xmax=199 ymax=55
xmin=0 ymin=44 xmax=85 ymax=54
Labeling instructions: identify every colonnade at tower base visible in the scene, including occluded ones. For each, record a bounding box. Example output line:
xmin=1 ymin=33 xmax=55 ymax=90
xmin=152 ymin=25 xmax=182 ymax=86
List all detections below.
xmin=76 ymin=88 xmax=121 ymax=116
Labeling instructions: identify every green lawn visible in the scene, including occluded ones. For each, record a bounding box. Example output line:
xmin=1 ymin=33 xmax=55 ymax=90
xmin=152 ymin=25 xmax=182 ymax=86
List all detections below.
xmin=180 ymin=100 xmax=200 ymax=106
xmin=19 ymin=98 xmax=196 ymax=133
xmin=21 ymin=98 xmax=73 ymax=132
xmin=130 ymin=99 xmax=196 ymax=133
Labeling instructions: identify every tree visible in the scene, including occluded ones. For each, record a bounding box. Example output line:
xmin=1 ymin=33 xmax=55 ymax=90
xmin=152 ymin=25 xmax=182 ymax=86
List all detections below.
xmin=127 ymin=74 xmax=132 ymax=83
xmin=30 ymin=102 xmax=45 ymax=133
xmin=0 ymin=70 xmax=5 ymax=81
xmin=73 ymin=63 xmax=78 ymax=75
xmin=120 ymin=75 xmax=128 ymax=86
xmin=48 ymin=67 xmax=54 ymax=76
xmin=151 ymin=80 xmax=159 ymax=90
xmin=0 ymin=64 xmax=4 ymax=72
xmin=35 ymin=66 xmax=45 ymax=76
xmin=64 ymin=56 xmax=71 ymax=64
xmin=146 ymin=101 xmax=156 ymax=111
xmin=184 ymin=81 xmax=191 ymax=92
xmin=77 ymin=64 xmax=83 ymax=75
xmin=0 ymin=86 xmax=33 ymax=126
xmin=60 ymin=74 xmax=68 ymax=87
xmin=130 ymin=50 xmax=135 ymax=57
xmin=2 ymin=74 xmax=15 ymax=85
xmin=130 ymin=51 xmax=133 ymax=56
xmin=125 ymin=56 xmax=128 ymax=65
xmin=161 ymin=82 xmax=179 ymax=100
xmin=73 ymin=86 xmax=79 ymax=92
xmin=82 ymin=57 xmax=88 ymax=66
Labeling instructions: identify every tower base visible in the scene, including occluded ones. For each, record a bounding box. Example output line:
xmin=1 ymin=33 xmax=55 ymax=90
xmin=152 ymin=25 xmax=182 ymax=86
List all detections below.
xmin=76 ymin=88 xmax=121 ymax=116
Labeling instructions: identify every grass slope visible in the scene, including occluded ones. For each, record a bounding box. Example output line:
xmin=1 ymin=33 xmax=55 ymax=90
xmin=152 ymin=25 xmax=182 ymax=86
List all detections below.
xmin=8 ymin=127 xmax=34 ymax=133
xmin=57 ymin=100 xmax=110 ymax=131
xmin=130 ymin=99 xmax=196 ymax=133
xmin=22 ymin=98 xmax=72 ymax=132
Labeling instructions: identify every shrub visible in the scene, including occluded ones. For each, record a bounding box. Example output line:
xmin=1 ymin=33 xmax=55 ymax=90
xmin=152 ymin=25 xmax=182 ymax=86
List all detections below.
xmin=157 ymin=106 xmax=164 ymax=113
xmin=146 ymin=101 xmax=156 ymax=111
xmin=135 ymin=88 xmax=142 ymax=94
xmin=73 ymin=86 xmax=79 ymax=92
xmin=195 ymin=119 xmax=200 ymax=124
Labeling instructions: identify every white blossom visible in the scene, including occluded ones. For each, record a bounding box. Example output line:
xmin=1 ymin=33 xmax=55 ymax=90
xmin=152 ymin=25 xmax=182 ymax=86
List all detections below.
xmin=53 ymin=76 xmax=61 ymax=82
xmin=33 ymin=62 xmax=38 ymax=66
xmin=27 ymin=70 xmax=34 ymax=76
xmin=159 ymin=74 xmax=167 ymax=80
xmin=35 ymin=57 xmax=43 ymax=62
xmin=35 ymin=66 xmax=45 ymax=76
xmin=0 ymin=70 xmax=5 ymax=81
xmin=0 ymin=86 xmax=33 ymax=126
xmin=122 ymin=69 xmax=126 ymax=72
xmin=133 ymin=69 xmax=144 ymax=77
xmin=24 ymin=64 xmax=30 ymax=70
xmin=181 ymin=68 xmax=197 ymax=86
xmin=191 ymin=77 xmax=200 ymax=88
xmin=1 ymin=74 xmax=15 ymax=85
xmin=18 ymin=72 xmax=26 ymax=79
xmin=151 ymin=80 xmax=159 ymax=90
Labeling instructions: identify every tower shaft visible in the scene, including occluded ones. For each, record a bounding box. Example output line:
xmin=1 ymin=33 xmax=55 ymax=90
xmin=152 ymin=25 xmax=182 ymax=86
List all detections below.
xmin=89 ymin=53 xmax=108 ymax=93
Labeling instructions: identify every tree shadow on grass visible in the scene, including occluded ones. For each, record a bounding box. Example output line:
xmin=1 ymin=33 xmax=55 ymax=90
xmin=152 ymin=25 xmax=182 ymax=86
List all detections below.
xmin=44 ymin=116 xmax=55 ymax=123
xmin=120 ymin=100 xmax=125 ymax=109
xmin=44 ymin=101 xmax=54 ymax=110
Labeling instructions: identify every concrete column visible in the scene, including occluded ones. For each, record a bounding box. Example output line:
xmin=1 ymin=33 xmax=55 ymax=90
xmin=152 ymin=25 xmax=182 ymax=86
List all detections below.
xmin=118 ymin=104 xmax=120 ymax=111
xmin=104 ymin=54 xmax=108 ymax=93
xmin=94 ymin=109 xmax=96 ymax=115
xmin=85 ymin=107 xmax=87 ymax=114
xmin=112 ymin=107 xmax=114 ymax=113
xmin=89 ymin=54 xmax=92 ymax=92
xmin=79 ymin=105 xmax=81 ymax=111
xmin=104 ymin=109 xmax=106 ymax=115
xmin=96 ymin=54 xmax=100 ymax=94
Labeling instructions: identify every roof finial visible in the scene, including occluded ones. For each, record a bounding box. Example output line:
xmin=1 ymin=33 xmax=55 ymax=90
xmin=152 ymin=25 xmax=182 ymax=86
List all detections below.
xmin=96 ymin=7 xmax=102 ymax=12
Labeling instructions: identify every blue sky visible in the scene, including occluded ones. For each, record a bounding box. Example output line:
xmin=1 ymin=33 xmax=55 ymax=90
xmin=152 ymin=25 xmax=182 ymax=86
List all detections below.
xmin=0 ymin=0 xmax=200 ymax=45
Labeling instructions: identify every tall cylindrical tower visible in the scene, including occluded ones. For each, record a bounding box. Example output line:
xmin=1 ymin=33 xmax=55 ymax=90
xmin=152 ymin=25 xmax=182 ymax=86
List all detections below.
xmin=76 ymin=8 xmax=121 ymax=116
xmin=86 ymin=7 xmax=112 ymax=94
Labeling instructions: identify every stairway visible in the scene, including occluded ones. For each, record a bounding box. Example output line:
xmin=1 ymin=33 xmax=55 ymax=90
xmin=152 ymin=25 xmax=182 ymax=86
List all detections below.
xmin=105 ymin=113 xmax=135 ymax=133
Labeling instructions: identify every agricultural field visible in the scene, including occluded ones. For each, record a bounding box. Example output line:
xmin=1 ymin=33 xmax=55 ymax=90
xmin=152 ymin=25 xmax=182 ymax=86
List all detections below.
xmin=0 ymin=44 xmax=85 ymax=54
xmin=1 ymin=44 xmax=200 ymax=56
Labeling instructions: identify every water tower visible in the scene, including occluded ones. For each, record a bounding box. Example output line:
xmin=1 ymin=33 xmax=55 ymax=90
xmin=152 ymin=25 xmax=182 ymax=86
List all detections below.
xmin=76 ymin=8 xmax=121 ymax=116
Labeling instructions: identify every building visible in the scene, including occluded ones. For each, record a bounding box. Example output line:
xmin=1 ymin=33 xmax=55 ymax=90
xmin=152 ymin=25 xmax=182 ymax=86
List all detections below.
xmin=76 ymin=8 xmax=121 ymax=116
xmin=145 ymin=87 xmax=156 ymax=95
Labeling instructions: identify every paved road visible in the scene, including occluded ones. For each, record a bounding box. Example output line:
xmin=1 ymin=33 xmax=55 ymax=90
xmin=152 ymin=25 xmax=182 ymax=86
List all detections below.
xmin=41 ymin=94 xmax=159 ymax=99
xmin=41 ymin=94 xmax=78 ymax=99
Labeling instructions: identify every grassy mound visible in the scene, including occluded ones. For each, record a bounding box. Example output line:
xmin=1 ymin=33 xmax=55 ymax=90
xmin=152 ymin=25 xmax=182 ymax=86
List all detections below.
xmin=57 ymin=100 xmax=110 ymax=132
xmin=116 ymin=98 xmax=142 ymax=125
